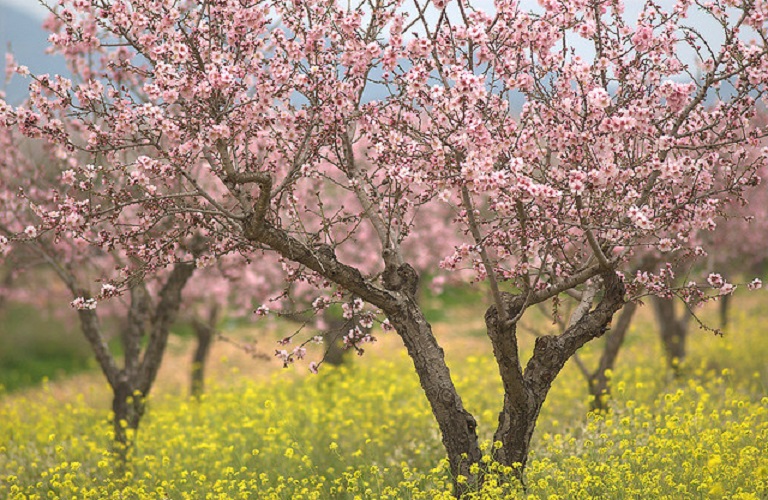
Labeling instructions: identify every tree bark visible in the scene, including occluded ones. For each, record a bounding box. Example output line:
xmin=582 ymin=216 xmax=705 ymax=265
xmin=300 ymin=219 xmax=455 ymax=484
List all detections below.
xmin=251 ymin=222 xmax=626 ymax=494
xmin=588 ymin=300 xmax=638 ymax=412
xmin=484 ymin=298 xmax=534 ymax=479
xmin=76 ymin=307 xmax=121 ymax=389
xmin=191 ymin=304 xmax=218 ymax=398
xmin=387 ymin=296 xmax=482 ymax=496
xmin=488 ymin=273 xmax=625 ymax=484
xmin=652 ymin=296 xmax=689 ymax=372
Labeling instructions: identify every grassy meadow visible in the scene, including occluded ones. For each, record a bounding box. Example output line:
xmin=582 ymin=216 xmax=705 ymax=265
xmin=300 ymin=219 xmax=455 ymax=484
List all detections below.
xmin=0 ymin=304 xmax=93 ymax=392
xmin=1 ymin=288 xmax=767 ymax=499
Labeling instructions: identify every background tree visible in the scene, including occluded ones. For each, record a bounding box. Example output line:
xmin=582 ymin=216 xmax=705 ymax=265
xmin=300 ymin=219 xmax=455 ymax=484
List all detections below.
xmin=0 ymin=116 xmax=204 ymax=460
xmin=3 ymin=0 xmax=768 ymax=493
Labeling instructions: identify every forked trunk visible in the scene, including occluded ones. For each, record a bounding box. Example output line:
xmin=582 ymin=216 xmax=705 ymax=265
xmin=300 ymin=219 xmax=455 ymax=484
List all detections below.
xmin=387 ymin=297 xmax=482 ymax=496
xmin=73 ymin=258 xmax=196 ymax=465
xmin=487 ymin=273 xmax=625 ymax=485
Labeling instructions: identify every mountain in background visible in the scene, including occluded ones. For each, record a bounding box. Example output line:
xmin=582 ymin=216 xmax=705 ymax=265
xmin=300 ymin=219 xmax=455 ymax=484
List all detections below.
xmin=1 ymin=3 xmax=69 ymax=104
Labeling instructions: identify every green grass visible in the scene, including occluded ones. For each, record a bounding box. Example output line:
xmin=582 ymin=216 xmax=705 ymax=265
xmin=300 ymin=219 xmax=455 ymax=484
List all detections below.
xmin=0 ymin=304 xmax=93 ymax=392
xmin=422 ymin=282 xmax=485 ymax=323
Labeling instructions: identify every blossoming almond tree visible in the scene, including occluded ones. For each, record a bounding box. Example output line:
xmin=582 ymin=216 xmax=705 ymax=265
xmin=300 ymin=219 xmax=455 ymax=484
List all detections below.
xmin=3 ymin=0 xmax=768 ymax=493
xmin=0 ymin=122 xmax=205 ymax=458
xmin=705 ymin=126 xmax=768 ymax=329
xmin=369 ymin=0 xmax=768 ymax=483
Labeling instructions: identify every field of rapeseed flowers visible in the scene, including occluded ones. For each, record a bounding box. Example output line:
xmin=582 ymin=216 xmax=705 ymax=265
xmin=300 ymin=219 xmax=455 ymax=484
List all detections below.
xmin=1 ymin=294 xmax=767 ymax=499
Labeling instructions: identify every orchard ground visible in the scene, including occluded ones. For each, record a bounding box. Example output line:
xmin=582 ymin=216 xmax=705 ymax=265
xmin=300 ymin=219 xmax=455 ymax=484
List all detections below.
xmin=1 ymin=288 xmax=767 ymax=499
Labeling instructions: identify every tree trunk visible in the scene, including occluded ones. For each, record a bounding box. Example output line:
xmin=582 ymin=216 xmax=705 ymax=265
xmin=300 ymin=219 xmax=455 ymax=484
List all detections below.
xmin=719 ymin=293 xmax=730 ymax=329
xmin=387 ymin=297 xmax=482 ymax=496
xmin=484 ymin=297 xmax=533 ymax=480
xmin=322 ymin=318 xmax=349 ymax=366
xmin=488 ymin=273 xmax=625 ymax=485
xmin=73 ymin=258 xmax=196 ymax=464
xmin=253 ymin=223 xmax=477 ymax=494
xmin=190 ymin=307 xmax=217 ymax=398
xmin=588 ymin=301 xmax=638 ymax=412
xmin=652 ymin=296 xmax=689 ymax=372
xmin=111 ymin=379 xmax=145 ymax=464
xmin=137 ymin=261 xmax=197 ymax=394
xmin=0 ymin=267 xmax=13 ymax=311
xmin=253 ymin=223 xmax=627 ymax=494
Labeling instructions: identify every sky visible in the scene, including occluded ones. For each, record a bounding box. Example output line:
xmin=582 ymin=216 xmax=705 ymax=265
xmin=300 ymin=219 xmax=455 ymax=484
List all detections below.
xmin=0 ymin=0 xmax=49 ymax=20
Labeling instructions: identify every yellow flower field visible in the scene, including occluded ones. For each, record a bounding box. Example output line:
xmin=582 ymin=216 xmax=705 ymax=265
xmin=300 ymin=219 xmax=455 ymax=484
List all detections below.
xmin=1 ymin=296 xmax=767 ymax=499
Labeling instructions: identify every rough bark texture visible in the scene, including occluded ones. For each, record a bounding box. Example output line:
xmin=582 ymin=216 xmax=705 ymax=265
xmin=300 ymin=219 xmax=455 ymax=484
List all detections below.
xmin=253 ymin=222 xmax=399 ymax=310
xmin=250 ymin=221 xmax=482 ymax=494
xmin=484 ymin=295 xmax=530 ymax=477
xmin=488 ymin=273 xmax=625 ymax=482
xmin=250 ymin=221 xmax=629 ymax=494
xmin=652 ymin=296 xmax=689 ymax=372
xmin=191 ymin=305 xmax=218 ymax=398
xmin=387 ymin=297 xmax=482 ymax=495
xmin=588 ymin=300 xmax=638 ymax=412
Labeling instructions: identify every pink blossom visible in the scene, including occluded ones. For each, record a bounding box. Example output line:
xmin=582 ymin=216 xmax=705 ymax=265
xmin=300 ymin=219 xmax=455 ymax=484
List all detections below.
xmin=568 ymin=170 xmax=587 ymax=195
xmin=632 ymin=25 xmax=654 ymax=51
xmin=71 ymin=297 xmax=97 ymax=310
xmin=195 ymin=254 xmax=215 ymax=269
xmin=312 ymin=296 xmax=328 ymax=311
xmin=587 ymin=88 xmax=611 ymax=109
xmin=719 ymin=283 xmax=736 ymax=296
xmin=707 ymin=273 xmax=725 ymax=288
xmin=3 ymin=0 xmax=768 ymax=473
xmin=658 ymin=238 xmax=675 ymax=253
